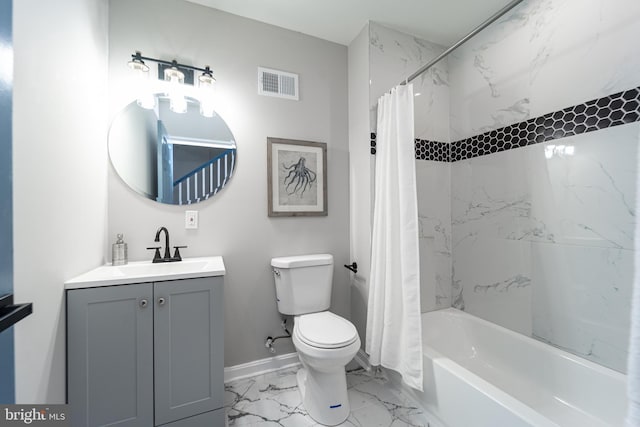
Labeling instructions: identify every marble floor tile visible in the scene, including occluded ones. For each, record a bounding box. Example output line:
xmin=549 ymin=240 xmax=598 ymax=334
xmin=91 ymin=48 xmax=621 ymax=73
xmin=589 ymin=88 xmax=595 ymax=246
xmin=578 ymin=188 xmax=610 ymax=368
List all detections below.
xmin=225 ymin=367 xmax=438 ymax=426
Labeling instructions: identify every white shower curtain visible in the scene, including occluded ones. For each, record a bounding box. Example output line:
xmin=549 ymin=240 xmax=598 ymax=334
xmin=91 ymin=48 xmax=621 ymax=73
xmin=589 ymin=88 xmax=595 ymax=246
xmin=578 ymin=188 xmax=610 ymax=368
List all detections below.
xmin=366 ymin=84 xmax=423 ymax=391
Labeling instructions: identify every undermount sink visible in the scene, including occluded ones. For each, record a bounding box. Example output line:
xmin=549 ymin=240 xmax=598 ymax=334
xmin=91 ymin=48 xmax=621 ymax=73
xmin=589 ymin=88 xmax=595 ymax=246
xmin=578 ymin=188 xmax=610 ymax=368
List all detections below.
xmin=65 ymin=256 xmax=225 ymax=289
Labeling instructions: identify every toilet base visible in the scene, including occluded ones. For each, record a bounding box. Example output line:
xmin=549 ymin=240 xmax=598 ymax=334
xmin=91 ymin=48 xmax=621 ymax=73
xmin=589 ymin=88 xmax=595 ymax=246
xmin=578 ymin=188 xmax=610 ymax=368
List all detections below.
xmin=296 ymin=366 xmax=350 ymax=426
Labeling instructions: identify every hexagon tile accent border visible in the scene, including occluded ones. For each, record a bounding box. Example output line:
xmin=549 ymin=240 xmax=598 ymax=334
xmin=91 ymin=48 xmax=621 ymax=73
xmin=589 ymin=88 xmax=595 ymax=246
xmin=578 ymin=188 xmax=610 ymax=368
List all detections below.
xmin=370 ymin=86 xmax=640 ymax=162
xmin=370 ymin=133 xmax=450 ymax=161
xmin=415 ymin=139 xmax=450 ymax=162
xmin=451 ymin=86 xmax=640 ymax=161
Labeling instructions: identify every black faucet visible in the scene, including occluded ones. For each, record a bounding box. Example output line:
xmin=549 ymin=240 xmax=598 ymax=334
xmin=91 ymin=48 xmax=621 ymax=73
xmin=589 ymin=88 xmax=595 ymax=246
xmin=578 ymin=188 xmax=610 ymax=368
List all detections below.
xmin=146 ymin=227 xmax=187 ymax=263
xmin=155 ymin=227 xmax=171 ymax=260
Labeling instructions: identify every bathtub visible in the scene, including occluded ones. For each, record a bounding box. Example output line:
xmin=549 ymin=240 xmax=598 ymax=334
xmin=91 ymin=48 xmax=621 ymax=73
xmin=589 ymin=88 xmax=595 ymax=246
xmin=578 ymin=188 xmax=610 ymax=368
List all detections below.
xmin=391 ymin=308 xmax=627 ymax=427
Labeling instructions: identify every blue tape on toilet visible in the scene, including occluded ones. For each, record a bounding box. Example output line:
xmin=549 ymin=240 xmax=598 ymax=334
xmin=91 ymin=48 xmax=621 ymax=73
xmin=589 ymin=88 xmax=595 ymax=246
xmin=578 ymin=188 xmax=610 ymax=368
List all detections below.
xmin=330 ymin=404 xmax=342 ymax=409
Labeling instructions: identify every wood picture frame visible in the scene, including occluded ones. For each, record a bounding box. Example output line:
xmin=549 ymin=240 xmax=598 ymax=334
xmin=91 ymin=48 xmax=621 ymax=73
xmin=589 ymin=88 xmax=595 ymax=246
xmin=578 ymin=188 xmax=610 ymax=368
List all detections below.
xmin=267 ymin=137 xmax=328 ymax=217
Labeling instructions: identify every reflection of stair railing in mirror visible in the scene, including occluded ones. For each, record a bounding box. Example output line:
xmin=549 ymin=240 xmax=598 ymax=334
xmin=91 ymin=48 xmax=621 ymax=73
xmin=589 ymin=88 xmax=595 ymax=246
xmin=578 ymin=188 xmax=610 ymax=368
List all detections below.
xmin=109 ymin=94 xmax=237 ymax=205
xmin=172 ymin=148 xmax=236 ymax=205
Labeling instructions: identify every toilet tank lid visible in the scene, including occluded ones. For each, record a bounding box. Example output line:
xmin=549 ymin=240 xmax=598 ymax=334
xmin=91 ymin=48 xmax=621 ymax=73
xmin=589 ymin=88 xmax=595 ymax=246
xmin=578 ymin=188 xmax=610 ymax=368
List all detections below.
xmin=271 ymin=254 xmax=333 ymax=268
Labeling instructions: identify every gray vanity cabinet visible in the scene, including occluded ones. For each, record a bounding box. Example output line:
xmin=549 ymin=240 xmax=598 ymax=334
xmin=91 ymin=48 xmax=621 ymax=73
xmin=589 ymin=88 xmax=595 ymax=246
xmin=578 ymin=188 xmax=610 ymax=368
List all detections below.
xmin=67 ymin=277 xmax=224 ymax=427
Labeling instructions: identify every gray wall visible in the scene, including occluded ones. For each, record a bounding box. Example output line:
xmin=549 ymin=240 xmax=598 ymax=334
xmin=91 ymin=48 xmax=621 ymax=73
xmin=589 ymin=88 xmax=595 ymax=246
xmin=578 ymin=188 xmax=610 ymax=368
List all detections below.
xmin=108 ymin=0 xmax=350 ymax=367
xmin=13 ymin=0 xmax=109 ymax=402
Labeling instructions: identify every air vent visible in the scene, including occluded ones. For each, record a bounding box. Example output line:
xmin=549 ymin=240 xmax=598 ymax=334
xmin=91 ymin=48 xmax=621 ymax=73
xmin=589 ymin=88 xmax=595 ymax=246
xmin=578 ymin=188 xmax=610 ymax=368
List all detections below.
xmin=258 ymin=67 xmax=299 ymax=100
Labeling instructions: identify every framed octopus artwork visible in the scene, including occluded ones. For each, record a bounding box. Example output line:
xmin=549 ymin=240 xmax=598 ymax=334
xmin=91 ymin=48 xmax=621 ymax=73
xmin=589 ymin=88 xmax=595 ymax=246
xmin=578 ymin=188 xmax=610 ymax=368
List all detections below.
xmin=267 ymin=137 xmax=328 ymax=217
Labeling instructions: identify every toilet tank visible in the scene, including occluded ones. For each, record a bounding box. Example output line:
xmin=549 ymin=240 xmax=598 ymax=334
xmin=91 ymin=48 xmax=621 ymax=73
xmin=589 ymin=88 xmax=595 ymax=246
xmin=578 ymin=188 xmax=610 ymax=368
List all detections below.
xmin=271 ymin=254 xmax=333 ymax=315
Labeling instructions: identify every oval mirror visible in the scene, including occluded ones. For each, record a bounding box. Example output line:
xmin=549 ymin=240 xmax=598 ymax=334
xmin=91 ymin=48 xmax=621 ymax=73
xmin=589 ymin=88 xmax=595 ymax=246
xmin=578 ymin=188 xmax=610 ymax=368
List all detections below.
xmin=108 ymin=94 xmax=237 ymax=205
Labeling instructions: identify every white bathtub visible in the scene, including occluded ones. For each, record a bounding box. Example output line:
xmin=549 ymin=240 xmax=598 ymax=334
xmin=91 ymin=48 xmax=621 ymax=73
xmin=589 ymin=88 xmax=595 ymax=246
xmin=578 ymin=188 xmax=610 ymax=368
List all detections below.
xmin=392 ymin=308 xmax=627 ymax=427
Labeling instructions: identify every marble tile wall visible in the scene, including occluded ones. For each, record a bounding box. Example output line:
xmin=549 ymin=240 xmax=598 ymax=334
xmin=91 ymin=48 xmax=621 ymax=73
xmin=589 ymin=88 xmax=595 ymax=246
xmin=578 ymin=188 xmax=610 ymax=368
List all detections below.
xmin=369 ymin=22 xmax=452 ymax=313
xmin=369 ymin=22 xmax=450 ymax=142
xmin=417 ymin=161 xmax=452 ymax=311
xmin=448 ymin=0 xmax=640 ymax=372
xmin=367 ymin=1 xmax=639 ymax=372
xmin=449 ymin=0 xmax=640 ymax=141
xmin=451 ymin=124 xmax=637 ymax=372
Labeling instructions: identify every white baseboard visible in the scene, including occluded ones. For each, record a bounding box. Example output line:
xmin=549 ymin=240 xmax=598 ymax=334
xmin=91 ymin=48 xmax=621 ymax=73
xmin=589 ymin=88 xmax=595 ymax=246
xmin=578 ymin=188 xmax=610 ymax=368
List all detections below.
xmin=224 ymin=352 xmax=301 ymax=383
xmin=353 ymin=348 xmax=371 ymax=371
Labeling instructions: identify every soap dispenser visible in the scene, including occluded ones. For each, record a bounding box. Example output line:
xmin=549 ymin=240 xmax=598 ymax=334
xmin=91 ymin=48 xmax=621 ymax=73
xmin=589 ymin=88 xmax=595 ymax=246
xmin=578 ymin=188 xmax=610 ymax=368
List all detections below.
xmin=112 ymin=233 xmax=128 ymax=266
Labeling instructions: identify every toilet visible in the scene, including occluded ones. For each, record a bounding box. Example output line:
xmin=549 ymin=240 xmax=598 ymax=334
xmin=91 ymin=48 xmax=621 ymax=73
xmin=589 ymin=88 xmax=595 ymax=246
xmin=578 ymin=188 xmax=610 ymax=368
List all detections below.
xmin=271 ymin=254 xmax=360 ymax=426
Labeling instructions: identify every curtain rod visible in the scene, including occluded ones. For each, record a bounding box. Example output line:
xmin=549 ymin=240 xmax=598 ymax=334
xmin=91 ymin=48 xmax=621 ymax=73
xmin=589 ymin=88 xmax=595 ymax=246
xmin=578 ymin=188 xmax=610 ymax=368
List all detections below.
xmin=400 ymin=0 xmax=524 ymax=86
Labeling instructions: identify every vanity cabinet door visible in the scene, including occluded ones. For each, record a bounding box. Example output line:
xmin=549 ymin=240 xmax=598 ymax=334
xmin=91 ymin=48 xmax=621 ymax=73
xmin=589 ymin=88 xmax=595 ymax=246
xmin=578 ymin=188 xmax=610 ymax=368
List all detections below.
xmin=153 ymin=277 xmax=224 ymax=426
xmin=67 ymin=283 xmax=154 ymax=427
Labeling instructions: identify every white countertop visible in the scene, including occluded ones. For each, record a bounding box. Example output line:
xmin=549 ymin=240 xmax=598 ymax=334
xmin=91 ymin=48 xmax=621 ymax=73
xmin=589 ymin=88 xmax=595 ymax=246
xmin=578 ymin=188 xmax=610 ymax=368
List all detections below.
xmin=65 ymin=256 xmax=225 ymax=289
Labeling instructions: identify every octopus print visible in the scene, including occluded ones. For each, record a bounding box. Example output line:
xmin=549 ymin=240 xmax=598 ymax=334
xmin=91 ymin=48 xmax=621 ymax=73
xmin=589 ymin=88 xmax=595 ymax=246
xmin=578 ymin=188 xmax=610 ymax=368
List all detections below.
xmin=282 ymin=157 xmax=317 ymax=196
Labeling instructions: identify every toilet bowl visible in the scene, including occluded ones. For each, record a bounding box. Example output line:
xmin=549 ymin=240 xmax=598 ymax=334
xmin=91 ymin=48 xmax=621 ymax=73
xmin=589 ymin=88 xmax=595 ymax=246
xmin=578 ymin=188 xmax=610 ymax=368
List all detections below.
xmin=292 ymin=311 xmax=360 ymax=426
xmin=270 ymin=254 xmax=361 ymax=425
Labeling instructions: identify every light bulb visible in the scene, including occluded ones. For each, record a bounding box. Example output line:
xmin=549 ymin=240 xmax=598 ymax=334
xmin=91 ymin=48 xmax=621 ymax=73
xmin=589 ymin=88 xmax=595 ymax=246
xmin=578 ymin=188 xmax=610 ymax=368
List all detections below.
xmin=128 ymin=57 xmax=155 ymax=110
xmin=127 ymin=52 xmax=149 ymax=75
xmin=198 ymin=67 xmax=216 ymax=90
xmin=198 ymin=67 xmax=216 ymax=117
xmin=164 ymin=63 xmax=187 ymax=113
xmin=164 ymin=64 xmax=184 ymax=85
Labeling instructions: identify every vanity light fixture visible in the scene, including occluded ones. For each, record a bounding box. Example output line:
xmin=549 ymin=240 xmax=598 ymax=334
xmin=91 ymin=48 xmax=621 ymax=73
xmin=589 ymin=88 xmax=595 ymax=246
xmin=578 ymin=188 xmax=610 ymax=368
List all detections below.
xmin=127 ymin=51 xmax=217 ymax=116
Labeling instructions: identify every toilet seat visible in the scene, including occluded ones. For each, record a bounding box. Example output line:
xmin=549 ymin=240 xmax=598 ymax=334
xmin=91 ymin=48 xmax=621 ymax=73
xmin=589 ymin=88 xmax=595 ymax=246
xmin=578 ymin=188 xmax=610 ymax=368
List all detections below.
xmin=295 ymin=311 xmax=358 ymax=349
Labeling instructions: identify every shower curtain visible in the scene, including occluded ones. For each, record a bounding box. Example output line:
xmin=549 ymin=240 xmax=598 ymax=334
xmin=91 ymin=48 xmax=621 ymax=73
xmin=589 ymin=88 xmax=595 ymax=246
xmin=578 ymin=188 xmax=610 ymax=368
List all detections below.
xmin=366 ymin=84 xmax=423 ymax=391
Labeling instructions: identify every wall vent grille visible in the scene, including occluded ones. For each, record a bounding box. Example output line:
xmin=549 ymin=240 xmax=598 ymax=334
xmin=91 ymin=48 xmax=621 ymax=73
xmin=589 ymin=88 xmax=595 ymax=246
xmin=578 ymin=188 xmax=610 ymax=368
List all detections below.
xmin=258 ymin=67 xmax=299 ymax=100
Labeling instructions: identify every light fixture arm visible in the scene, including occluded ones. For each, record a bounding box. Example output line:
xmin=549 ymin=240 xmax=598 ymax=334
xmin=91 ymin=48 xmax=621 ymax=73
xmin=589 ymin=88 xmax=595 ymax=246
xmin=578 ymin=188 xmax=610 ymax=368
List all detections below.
xmin=130 ymin=51 xmax=212 ymax=75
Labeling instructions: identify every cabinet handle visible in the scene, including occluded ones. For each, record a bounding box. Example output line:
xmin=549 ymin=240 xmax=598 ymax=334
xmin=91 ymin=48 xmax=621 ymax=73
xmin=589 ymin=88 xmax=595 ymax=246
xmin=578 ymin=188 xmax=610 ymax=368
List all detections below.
xmin=139 ymin=299 xmax=148 ymax=308
xmin=158 ymin=297 xmax=166 ymax=306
